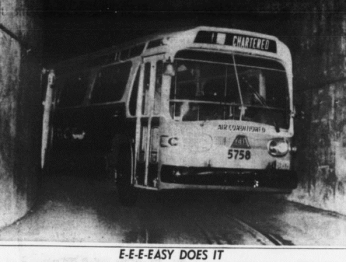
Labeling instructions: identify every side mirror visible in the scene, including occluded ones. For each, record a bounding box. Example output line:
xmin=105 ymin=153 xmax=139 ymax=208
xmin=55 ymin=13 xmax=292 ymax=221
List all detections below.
xmin=163 ymin=63 xmax=175 ymax=76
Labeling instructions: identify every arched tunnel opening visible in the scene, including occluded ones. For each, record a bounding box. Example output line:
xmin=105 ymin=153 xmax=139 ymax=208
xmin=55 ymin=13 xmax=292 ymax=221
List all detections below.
xmin=1 ymin=0 xmax=346 ymax=249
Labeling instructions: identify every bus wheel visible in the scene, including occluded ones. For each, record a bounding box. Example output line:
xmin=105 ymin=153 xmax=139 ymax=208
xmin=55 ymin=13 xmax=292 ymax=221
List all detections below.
xmin=117 ymin=144 xmax=138 ymax=206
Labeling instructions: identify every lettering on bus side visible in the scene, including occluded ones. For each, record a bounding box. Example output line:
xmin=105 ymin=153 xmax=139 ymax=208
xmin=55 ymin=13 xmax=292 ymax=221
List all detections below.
xmin=160 ymin=136 xmax=179 ymax=147
xmin=217 ymin=124 xmax=266 ymax=133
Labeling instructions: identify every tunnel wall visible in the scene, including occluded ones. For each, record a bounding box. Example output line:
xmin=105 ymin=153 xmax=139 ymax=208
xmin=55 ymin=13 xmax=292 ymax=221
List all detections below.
xmin=0 ymin=0 xmax=42 ymax=227
xmin=225 ymin=0 xmax=346 ymax=214
xmin=225 ymin=0 xmax=346 ymax=215
xmin=285 ymin=1 xmax=346 ymax=215
xmin=290 ymin=82 xmax=346 ymax=215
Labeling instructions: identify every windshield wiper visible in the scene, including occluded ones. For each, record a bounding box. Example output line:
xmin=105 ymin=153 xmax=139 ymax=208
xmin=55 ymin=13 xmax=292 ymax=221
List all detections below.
xmin=232 ymin=55 xmax=280 ymax=132
xmin=240 ymin=76 xmax=267 ymax=106
xmin=240 ymin=76 xmax=280 ymax=133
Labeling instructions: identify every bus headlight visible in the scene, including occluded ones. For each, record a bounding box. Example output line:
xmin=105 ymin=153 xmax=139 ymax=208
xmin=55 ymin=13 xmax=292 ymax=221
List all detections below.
xmin=267 ymin=139 xmax=289 ymax=157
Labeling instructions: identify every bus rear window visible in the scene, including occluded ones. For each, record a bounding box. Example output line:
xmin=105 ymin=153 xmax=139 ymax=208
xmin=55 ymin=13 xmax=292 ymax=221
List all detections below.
xmin=91 ymin=62 xmax=132 ymax=104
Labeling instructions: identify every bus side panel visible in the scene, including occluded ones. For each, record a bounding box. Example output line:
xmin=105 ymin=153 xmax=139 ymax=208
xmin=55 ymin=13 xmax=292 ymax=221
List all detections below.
xmin=51 ymin=103 xmax=126 ymax=176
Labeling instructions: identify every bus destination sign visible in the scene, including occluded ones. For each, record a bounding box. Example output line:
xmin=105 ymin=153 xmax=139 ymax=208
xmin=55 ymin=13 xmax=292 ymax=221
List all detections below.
xmin=195 ymin=31 xmax=277 ymax=53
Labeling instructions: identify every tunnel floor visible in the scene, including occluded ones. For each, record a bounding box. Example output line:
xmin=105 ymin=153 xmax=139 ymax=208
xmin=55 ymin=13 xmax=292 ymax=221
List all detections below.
xmin=0 ymin=173 xmax=345 ymax=246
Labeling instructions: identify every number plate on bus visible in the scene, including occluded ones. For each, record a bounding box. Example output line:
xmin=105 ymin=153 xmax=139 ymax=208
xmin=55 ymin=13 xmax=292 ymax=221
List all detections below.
xmin=228 ymin=149 xmax=251 ymax=160
xmin=276 ymin=160 xmax=290 ymax=170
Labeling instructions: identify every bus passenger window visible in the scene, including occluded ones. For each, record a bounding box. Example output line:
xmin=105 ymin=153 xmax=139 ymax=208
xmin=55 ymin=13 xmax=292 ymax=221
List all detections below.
xmin=142 ymin=63 xmax=151 ymax=115
xmin=154 ymin=61 xmax=163 ymax=115
xmin=91 ymin=62 xmax=132 ymax=104
xmin=171 ymin=62 xmax=199 ymax=100
xmin=129 ymin=67 xmax=140 ymax=116
xmin=58 ymin=72 xmax=90 ymax=107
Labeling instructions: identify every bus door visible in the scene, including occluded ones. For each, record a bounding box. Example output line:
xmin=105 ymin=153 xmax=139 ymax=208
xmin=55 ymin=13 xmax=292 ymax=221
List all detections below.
xmin=135 ymin=55 xmax=163 ymax=188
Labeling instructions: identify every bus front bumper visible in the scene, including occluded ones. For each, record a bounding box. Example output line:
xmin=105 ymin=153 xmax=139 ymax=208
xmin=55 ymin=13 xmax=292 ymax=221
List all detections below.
xmin=159 ymin=165 xmax=298 ymax=192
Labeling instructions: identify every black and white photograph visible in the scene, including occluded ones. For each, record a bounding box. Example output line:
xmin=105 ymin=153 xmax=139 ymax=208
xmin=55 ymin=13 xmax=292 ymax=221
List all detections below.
xmin=0 ymin=0 xmax=345 ymax=261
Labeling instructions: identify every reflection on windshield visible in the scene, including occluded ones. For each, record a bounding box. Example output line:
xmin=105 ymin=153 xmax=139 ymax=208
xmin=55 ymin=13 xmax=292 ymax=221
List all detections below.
xmin=170 ymin=51 xmax=290 ymax=129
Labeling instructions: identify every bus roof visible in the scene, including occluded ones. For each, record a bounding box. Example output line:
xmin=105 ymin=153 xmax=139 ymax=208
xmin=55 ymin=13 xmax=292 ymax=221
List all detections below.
xmin=51 ymin=26 xmax=289 ymax=75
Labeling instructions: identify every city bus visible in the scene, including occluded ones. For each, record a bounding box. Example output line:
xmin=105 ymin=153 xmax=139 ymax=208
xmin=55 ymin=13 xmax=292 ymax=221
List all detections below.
xmin=41 ymin=26 xmax=298 ymax=205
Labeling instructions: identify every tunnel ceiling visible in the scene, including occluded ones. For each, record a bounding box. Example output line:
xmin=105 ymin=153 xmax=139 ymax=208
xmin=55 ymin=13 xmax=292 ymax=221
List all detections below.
xmin=42 ymin=0 xmax=321 ymax=64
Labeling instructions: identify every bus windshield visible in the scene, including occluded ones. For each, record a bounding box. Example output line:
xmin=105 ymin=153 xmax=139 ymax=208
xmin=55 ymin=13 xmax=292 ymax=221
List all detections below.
xmin=170 ymin=50 xmax=290 ymax=129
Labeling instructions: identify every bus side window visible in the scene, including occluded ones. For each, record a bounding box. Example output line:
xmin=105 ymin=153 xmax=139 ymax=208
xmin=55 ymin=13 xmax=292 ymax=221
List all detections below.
xmin=154 ymin=61 xmax=163 ymax=115
xmin=142 ymin=63 xmax=151 ymax=115
xmin=58 ymin=72 xmax=89 ymax=107
xmin=129 ymin=67 xmax=140 ymax=116
xmin=91 ymin=62 xmax=132 ymax=104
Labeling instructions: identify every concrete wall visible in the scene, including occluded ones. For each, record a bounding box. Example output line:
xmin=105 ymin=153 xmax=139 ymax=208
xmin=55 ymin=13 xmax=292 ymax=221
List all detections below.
xmin=290 ymin=81 xmax=346 ymax=215
xmin=287 ymin=1 xmax=346 ymax=215
xmin=229 ymin=0 xmax=346 ymax=215
xmin=0 ymin=0 xmax=42 ymax=227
